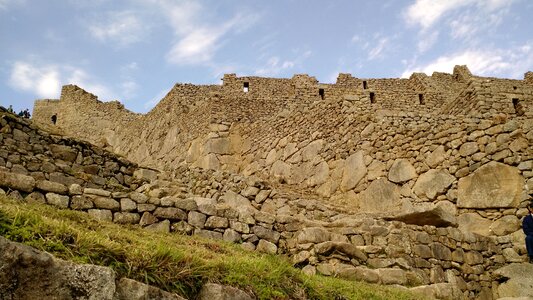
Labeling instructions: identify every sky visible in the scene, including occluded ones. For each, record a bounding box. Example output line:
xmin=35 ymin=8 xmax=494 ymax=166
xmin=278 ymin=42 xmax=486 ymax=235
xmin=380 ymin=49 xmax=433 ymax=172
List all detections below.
xmin=1 ymin=0 xmax=532 ymax=114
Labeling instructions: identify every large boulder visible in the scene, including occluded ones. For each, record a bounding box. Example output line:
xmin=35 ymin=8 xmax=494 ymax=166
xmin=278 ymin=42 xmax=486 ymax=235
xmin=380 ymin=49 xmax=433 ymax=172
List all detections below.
xmin=358 ymin=178 xmax=402 ymax=214
xmin=340 ymin=151 xmax=367 ymax=191
xmin=270 ymin=160 xmax=292 ymax=183
xmin=386 ymin=202 xmax=457 ymax=227
xmin=410 ymin=283 xmax=463 ymax=300
xmin=413 ymin=169 xmax=455 ymax=199
xmin=425 ymin=145 xmax=446 ymax=168
xmin=457 ymin=162 xmax=523 ymax=208
xmin=0 ymin=170 xmax=35 ymax=193
xmin=388 ymin=159 xmax=417 ymax=183
xmin=0 ymin=236 xmax=185 ymax=300
xmin=494 ymin=263 xmax=533 ymax=298
xmin=457 ymin=213 xmax=492 ymax=236
xmin=490 ymin=215 xmax=521 ymax=236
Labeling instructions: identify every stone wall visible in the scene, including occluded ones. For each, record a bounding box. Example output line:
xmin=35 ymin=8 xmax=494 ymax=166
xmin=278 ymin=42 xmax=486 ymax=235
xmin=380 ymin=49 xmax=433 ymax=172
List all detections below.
xmin=0 ymin=108 xmax=149 ymax=202
xmin=2 ymin=107 xmax=532 ymax=299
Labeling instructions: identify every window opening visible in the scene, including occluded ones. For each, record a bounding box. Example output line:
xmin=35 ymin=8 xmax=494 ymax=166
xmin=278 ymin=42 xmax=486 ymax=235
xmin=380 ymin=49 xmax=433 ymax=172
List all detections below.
xmin=243 ymin=82 xmax=249 ymax=93
xmin=319 ymin=88 xmax=325 ymax=100
xmin=513 ymin=98 xmax=524 ymax=116
xmin=418 ymin=94 xmax=425 ymax=105
xmin=370 ymin=92 xmax=376 ymax=104
xmin=51 ymin=114 xmax=57 ymax=125
xmin=363 ymin=81 xmax=368 ymax=89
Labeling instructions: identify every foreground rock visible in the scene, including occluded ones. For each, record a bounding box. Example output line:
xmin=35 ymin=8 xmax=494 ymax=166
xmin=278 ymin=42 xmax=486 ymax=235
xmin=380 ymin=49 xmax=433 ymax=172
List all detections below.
xmin=493 ymin=263 xmax=533 ymax=298
xmin=0 ymin=236 xmax=185 ymax=300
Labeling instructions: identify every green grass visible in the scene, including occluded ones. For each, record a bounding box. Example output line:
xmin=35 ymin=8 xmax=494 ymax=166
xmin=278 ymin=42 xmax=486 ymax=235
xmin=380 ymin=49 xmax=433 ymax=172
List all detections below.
xmin=0 ymin=195 xmax=422 ymax=300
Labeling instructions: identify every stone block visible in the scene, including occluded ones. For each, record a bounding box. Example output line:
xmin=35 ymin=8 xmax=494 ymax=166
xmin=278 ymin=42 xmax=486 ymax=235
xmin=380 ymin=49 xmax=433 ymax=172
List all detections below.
xmin=388 ymin=159 xmax=417 ymax=183
xmin=84 ymin=188 xmax=111 ymax=197
xmin=297 ymin=227 xmax=331 ymax=244
xmin=113 ymin=212 xmax=140 ymax=224
xmin=145 ymin=220 xmax=170 ymax=233
xmin=253 ymin=226 xmax=280 ymax=244
xmin=36 ymin=180 xmax=68 ymax=194
xmin=340 ymin=151 xmax=366 ymax=191
xmin=223 ymin=228 xmax=241 ymax=243
xmin=139 ymin=212 xmax=158 ymax=226
xmin=25 ymin=191 xmax=45 ymax=204
xmin=137 ymin=203 xmax=156 ymax=212
xmin=153 ymin=207 xmax=187 ymax=221
xmin=93 ymin=197 xmax=120 ymax=211
xmin=0 ymin=170 xmax=35 ymax=192
xmin=458 ymin=162 xmax=523 ymax=208
xmin=175 ymin=198 xmax=197 ymax=211
xmin=256 ymin=239 xmax=277 ymax=254
xmin=413 ymin=169 xmax=455 ymax=199
xmin=71 ymin=195 xmax=94 ymax=210
xmin=120 ymin=198 xmax=137 ymax=212
xmin=377 ymin=268 xmax=407 ymax=285
xmin=205 ymin=216 xmax=229 ymax=229
xmin=45 ymin=193 xmax=69 ymax=208
xmin=49 ymin=144 xmax=78 ymax=162
xmin=88 ymin=209 xmax=112 ymax=222
xmin=188 ymin=211 xmax=207 ymax=228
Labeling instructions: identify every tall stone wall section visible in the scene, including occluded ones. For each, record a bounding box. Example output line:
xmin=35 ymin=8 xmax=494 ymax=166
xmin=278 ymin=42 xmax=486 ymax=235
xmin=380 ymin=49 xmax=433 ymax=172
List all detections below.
xmin=0 ymin=108 xmax=528 ymax=299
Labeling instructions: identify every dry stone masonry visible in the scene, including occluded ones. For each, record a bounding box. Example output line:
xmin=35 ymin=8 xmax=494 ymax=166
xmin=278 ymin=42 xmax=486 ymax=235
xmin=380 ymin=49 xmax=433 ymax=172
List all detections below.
xmin=4 ymin=65 xmax=531 ymax=299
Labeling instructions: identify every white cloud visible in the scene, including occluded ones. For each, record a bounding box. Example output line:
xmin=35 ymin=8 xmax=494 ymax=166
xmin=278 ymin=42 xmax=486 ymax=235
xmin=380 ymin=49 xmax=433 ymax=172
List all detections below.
xmin=255 ymin=56 xmax=295 ymax=76
xmin=9 ymin=62 xmax=61 ymax=98
xmin=404 ymin=0 xmax=515 ymax=30
xmin=88 ymin=11 xmax=146 ymax=47
xmin=8 ymin=61 xmax=114 ymax=100
xmin=152 ymin=0 xmax=259 ymax=65
xmin=166 ymin=28 xmax=221 ymax=64
xmin=368 ymin=37 xmax=389 ymax=60
xmin=400 ymin=45 xmax=533 ymax=78
xmin=255 ymin=51 xmax=311 ymax=76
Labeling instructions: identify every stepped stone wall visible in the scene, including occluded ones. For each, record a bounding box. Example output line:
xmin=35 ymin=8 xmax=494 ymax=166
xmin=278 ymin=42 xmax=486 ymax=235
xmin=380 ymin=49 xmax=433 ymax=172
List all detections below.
xmin=0 ymin=105 xmax=531 ymax=299
xmin=24 ymin=65 xmax=533 ymax=299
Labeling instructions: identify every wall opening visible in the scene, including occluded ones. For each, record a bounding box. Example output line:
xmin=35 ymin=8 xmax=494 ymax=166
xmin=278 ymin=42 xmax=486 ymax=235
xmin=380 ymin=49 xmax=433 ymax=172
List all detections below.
xmin=51 ymin=114 xmax=57 ymax=125
xmin=370 ymin=92 xmax=376 ymax=104
xmin=243 ymin=82 xmax=249 ymax=93
xmin=363 ymin=81 xmax=368 ymax=89
xmin=418 ymin=94 xmax=425 ymax=105
xmin=513 ymin=98 xmax=524 ymax=116
xmin=319 ymin=88 xmax=325 ymax=100
xmin=513 ymin=86 xmax=517 ymax=90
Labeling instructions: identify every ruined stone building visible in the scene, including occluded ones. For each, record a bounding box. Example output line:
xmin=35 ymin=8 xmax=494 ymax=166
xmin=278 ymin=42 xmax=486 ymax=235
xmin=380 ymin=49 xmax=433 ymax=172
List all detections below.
xmin=2 ymin=64 xmax=531 ymax=298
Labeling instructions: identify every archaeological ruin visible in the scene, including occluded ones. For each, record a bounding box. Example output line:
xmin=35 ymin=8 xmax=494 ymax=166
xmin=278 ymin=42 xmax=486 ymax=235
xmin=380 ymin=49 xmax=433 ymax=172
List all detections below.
xmin=1 ymin=65 xmax=533 ymax=299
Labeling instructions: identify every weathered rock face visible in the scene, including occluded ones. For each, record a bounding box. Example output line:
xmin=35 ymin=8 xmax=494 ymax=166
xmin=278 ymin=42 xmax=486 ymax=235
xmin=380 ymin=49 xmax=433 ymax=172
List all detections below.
xmin=388 ymin=159 xmax=417 ymax=183
xmin=457 ymin=213 xmax=492 ymax=236
xmin=387 ymin=202 xmax=457 ymax=227
xmin=0 ymin=236 xmax=185 ymax=300
xmin=494 ymin=263 xmax=533 ymax=298
xmin=457 ymin=162 xmax=524 ymax=208
xmin=340 ymin=151 xmax=366 ymax=192
xmin=413 ymin=169 xmax=455 ymax=200
xmin=358 ymin=178 xmax=402 ymax=213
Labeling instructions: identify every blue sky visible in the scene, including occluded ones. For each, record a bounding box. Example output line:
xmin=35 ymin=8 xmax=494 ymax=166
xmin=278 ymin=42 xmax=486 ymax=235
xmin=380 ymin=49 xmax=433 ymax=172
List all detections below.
xmin=1 ymin=0 xmax=532 ymax=114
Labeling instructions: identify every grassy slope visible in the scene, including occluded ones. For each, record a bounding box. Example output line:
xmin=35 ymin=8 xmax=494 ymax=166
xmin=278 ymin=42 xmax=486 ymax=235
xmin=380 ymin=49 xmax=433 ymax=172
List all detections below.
xmin=0 ymin=195 xmax=423 ymax=300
